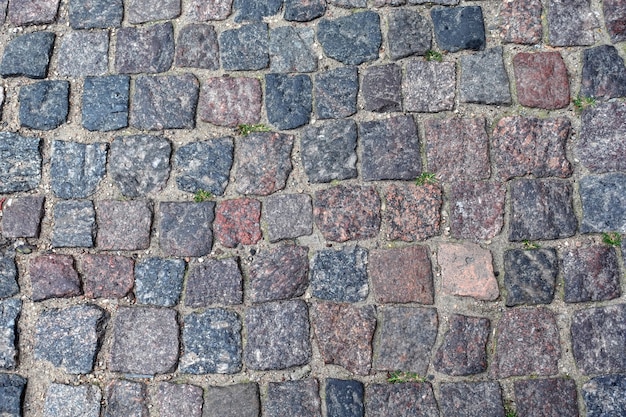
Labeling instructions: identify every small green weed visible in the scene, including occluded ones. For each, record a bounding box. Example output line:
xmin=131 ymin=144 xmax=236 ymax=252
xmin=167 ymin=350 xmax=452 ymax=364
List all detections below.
xmin=236 ymin=123 xmax=270 ymax=136
xmin=505 ymin=409 xmax=517 ymax=417
xmin=602 ymin=232 xmax=622 ymax=247
xmin=193 ymin=190 xmax=213 ymax=202
xmin=522 ymin=240 xmax=541 ymax=250
xmin=387 ymin=371 xmax=427 ymax=383
xmin=573 ymin=96 xmax=596 ymax=112
xmin=425 ymin=50 xmax=443 ymax=62
xmin=415 ymin=172 xmax=437 ymax=186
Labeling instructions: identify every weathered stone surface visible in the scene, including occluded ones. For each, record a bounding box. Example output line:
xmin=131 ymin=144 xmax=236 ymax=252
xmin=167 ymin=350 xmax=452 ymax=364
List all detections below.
xmin=504 ymin=249 xmax=557 ymax=307
xmin=82 ymin=75 xmax=129 ymax=131
xmin=509 ymin=179 xmax=577 ymax=241
xmin=562 ymin=245 xmax=621 ymax=303
xmin=369 ymin=246 xmax=434 ymax=304
xmin=365 ymin=383 xmax=439 ymax=417
xmin=270 ymin=26 xmax=316 ymax=73
xmin=434 ymin=314 xmax=490 ymax=376
xmin=185 ymin=258 xmax=242 ymax=307
xmin=440 ymin=382 xmax=505 ymax=417
xmin=432 ymin=6 xmax=485 ymax=52
xmin=219 ymin=23 xmax=268 ymax=71
xmin=156 ymin=383 xmax=203 ymax=417
xmin=491 ymin=307 xmax=561 ymax=378
xmin=233 ymin=0 xmax=281 ymax=21
xmin=326 ymin=379 xmax=364 ymax=417
xmin=244 ymin=300 xmax=311 ymax=370
xmin=1 ymin=196 xmax=44 ymax=238
xmin=204 ymin=384 xmax=259 ymax=417
xmin=577 ymin=102 xmax=626 ymax=173
xmin=51 ymin=140 xmax=107 ymax=198
xmin=514 ymin=378 xmax=579 ymax=417
xmin=438 ymin=242 xmax=498 ymax=301
xmin=34 ymin=305 xmax=105 ymax=374
xmin=214 ymin=198 xmax=262 ymax=248
xmin=263 ymin=194 xmax=312 ymax=242
xmin=249 ymin=245 xmax=309 ymax=303
xmin=387 ymin=9 xmax=431 ymax=60
xmin=374 ymin=307 xmax=438 ymax=374
xmin=0 ymin=373 xmax=26 ymax=417
xmin=187 ymin=0 xmax=232 ymax=20
xmin=159 ymin=202 xmax=214 ymax=257
xmin=301 ymin=119 xmax=357 ymax=183
xmin=19 ymin=80 xmax=69 ymax=130
xmin=127 ymin=0 xmax=180 ymax=23
xmin=174 ymin=137 xmax=233 ymax=196
xmin=383 ymin=184 xmax=442 ymax=242
xmin=513 ymin=52 xmax=570 ymax=109
xmin=51 ymin=200 xmax=96 ymax=248
xmin=175 ymin=24 xmax=219 ymax=69
xmin=460 ymin=47 xmax=511 ymax=104
xmin=317 ymin=12 xmax=381 ymax=65
xmin=581 ymin=45 xmax=626 ymax=100
xmin=115 ymin=23 xmax=174 ymax=73
xmin=580 ymin=173 xmax=626 ymax=234
xmin=583 ymin=375 xmax=626 ymax=417
xmin=314 ymin=66 xmax=358 ymax=119
xmin=265 ymin=380 xmax=321 ymax=417
xmin=604 ymin=0 xmax=626 ymax=42
xmin=199 ymin=77 xmax=261 ymax=127
xmin=96 ymin=200 xmax=152 ymax=251
xmin=266 ymin=73 xmax=312 ymax=130
xmin=235 ymin=132 xmax=293 ymax=196
xmin=449 ymin=181 xmax=506 ymax=240
xmin=44 ymin=384 xmax=100 ymax=417
xmin=0 ymin=255 xmax=18 ymax=299
xmin=57 ymin=30 xmax=108 ymax=77
xmin=361 ymin=64 xmax=402 ymax=112
xmin=311 ymin=246 xmax=368 ymax=302
xmin=0 ymin=32 xmax=54 ymax=79
xmin=110 ymin=307 xmax=179 ymax=375
xmin=69 ymin=0 xmax=123 ymax=29
xmin=81 ymin=255 xmax=134 ymax=299
xmin=30 ymin=255 xmax=81 ymax=301
xmin=105 ymin=380 xmax=147 ymax=417
xmin=0 ymin=299 xmax=20 ymax=369
xmin=135 ymin=258 xmax=185 ymax=307
xmin=284 ymin=0 xmax=325 ymax=22
xmin=499 ymin=0 xmax=543 ymax=44
xmin=403 ymin=61 xmax=455 ymax=112
xmin=0 ymin=133 xmax=41 ymax=193
xmin=328 ymin=0 xmax=366 ymax=7
xmin=548 ymin=0 xmax=598 ymax=46
xmin=7 ymin=0 xmax=59 ymax=25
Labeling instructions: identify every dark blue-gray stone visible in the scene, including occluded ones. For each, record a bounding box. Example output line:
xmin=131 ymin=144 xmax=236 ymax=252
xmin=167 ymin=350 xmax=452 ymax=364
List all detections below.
xmin=301 ymin=119 xmax=357 ymax=183
xmin=0 ymin=298 xmax=20 ymax=370
xmin=115 ymin=22 xmax=174 ymax=74
xmin=134 ymin=258 xmax=186 ymax=307
xmin=51 ymin=140 xmax=107 ymax=199
xmin=44 ymin=384 xmax=101 ymax=417
xmin=328 ymin=0 xmax=366 ymax=7
xmin=0 ymin=133 xmax=41 ymax=193
xmin=581 ymin=44 xmax=626 ymax=100
xmin=233 ymin=0 xmax=282 ymax=21
xmin=432 ymin=6 xmax=486 ymax=52
xmin=204 ymin=384 xmax=260 ymax=417
xmin=310 ymin=246 xmax=368 ymax=302
xmin=266 ymin=73 xmax=312 ymax=130
xmin=57 ymin=30 xmax=109 ymax=77
xmin=439 ymin=382 xmax=505 ymax=417
xmin=0 ymin=373 xmax=26 ymax=417
xmin=583 ymin=375 xmax=626 ymax=417
xmin=159 ymin=202 xmax=215 ymax=257
xmin=270 ymin=26 xmax=317 ymax=73
xmin=387 ymin=9 xmax=432 ymax=60
xmin=580 ymin=173 xmax=626 ymax=233
xmin=326 ymin=379 xmax=364 ymax=417
xmin=219 ymin=23 xmax=269 ymax=71
xmin=361 ymin=63 xmax=402 ymax=112
xmin=175 ymin=24 xmax=219 ymax=70
xmin=174 ymin=137 xmax=233 ymax=196
xmin=314 ymin=66 xmax=358 ymax=119
xmin=51 ymin=200 xmax=96 ymax=248
xmin=504 ymin=249 xmax=557 ymax=306
xmin=0 ymin=31 xmax=55 ymax=79
xmin=284 ymin=0 xmax=325 ymax=22
xmin=460 ymin=46 xmax=511 ymax=104
xmin=82 ymin=75 xmax=130 ymax=131
xmin=19 ymin=80 xmax=69 ymax=130
xmin=317 ymin=12 xmax=381 ymax=65
xmin=0 ymin=256 xmax=18 ymax=299
xmin=69 ymin=0 xmax=123 ymax=29
xmin=179 ymin=309 xmax=242 ymax=374
xmin=265 ymin=380 xmax=321 ymax=417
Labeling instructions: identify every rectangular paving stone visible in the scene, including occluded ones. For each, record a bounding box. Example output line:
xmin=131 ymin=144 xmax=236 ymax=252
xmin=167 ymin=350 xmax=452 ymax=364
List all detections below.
xmin=248 ymin=245 xmax=309 ymax=303
xmin=115 ymin=23 xmax=174 ymax=74
xmin=0 ymin=373 xmax=26 ymax=417
xmin=317 ymin=12 xmax=381 ymax=65
xmin=263 ymin=194 xmax=313 ymax=242
xmin=583 ymin=375 xmax=626 ymax=417
xmin=361 ymin=64 xmax=402 ymax=112
xmin=0 ymin=299 xmax=20 ymax=370
xmin=499 ymin=0 xmax=543 ymax=44
xmin=284 ymin=0 xmax=325 ymax=22
xmin=105 ymin=380 xmax=147 ymax=417
xmin=57 ymin=30 xmax=108 ymax=77
xmin=577 ymin=102 xmax=626 ymax=172
xmin=204 ymin=384 xmax=259 ymax=417
xmin=270 ymin=26 xmax=317 ymax=73
xmin=440 ymin=382 xmax=505 ymax=417
xmin=214 ymin=198 xmax=262 ymax=248
xmin=387 ymin=9 xmax=431 ymax=60
xmin=548 ymin=0 xmax=598 ymax=46
xmin=604 ymin=0 xmax=626 ymax=42
xmin=135 ymin=258 xmax=185 ymax=307
xmin=328 ymin=0 xmax=366 ymax=7
xmin=365 ymin=383 xmax=439 ymax=417
xmin=127 ymin=0 xmax=180 ymax=23
xmin=1 ymin=196 xmax=44 ymax=238
xmin=265 ymin=380 xmax=321 ymax=417
xmin=233 ymin=0 xmax=282 ymax=21
xmin=52 ymin=200 xmax=96 ymax=248
xmin=314 ymin=66 xmax=358 ymax=119
xmin=403 ymin=60 xmax=455 ymax=112
xmin=187 ymin=0 xmax=233 ymax=21
xmin=581 ymin=45 xmax=626 ymax=100
xmin=562 ymin=245 xmax=621 ymax=303
xmin=69 ymin=0 xmax=122 ymax=29
xmin=300 ymin=120 xmax=357 ymax=183
xmin=96 ymin=200 xmax=152 ymax=251
xmin=8 ymin=0 xmax=59 ymax=25
xmin=174 ymin=137 xmax=233 ymax=196
xmin=198 ymin=77 xmax=261 ymax=127
xmin=515 ymin=378 xmax=580 ymax=417
xmin=44 ymin=384 xmax=101 ymax=417
xmin=80 ymin=254 xmax=134 ymax=299
xmin=175 ymin=24 xmax=219 ymax=69
xmin=311 ymin=246 xmax=368 ymax=302
xmin=383 ymin=184 xmax=442 ymax=242
xmin=266 ymin=73 xmax=312 ymax=130
xmin=504 ymin=248 xmax=558 ymax=307
xmin=449 ymin=181 xmax=505 ymax=240
xmin=432 ymin=6 xmax=486 ymax=52
xmin=460 ymin=46 xmax=511 ymax=104
xmin=0 ymin=255 xmax=19 ymax=299
xmin=159 ymin=202 xmax=214 ymax=257
xmin=434 ymin=314 xmax=490 ymax=376
xmin=580 ymin=173 xmax=626 ymax=233
xmin=156 ymin=383 xmax=203 ymax=417
xmin=82 ymin=75 xmax=130 ymax=132
xmin=184 ymin=257 xmax=242 ymax=307
xmin=51 ymin=140 xmax=107 ymax=199
xmin=0 ymin=133 xmax=41 ymax=193
xmin=29 ymin=255 xmax=81 ymax=301
xmin=513 ymin=52 xmax=570 ymax=109
xmin=219 ymin=22 xmax=269 ymax=71
xmin=19 ymin=80 xmax=69 ymax=130
xmin=325 ymin=379 xmax=364 ymax=417
xmin=438 ymin=242 xmax=499 ymax=301
xmin=0 ymin=32 xmax=55 ymax=79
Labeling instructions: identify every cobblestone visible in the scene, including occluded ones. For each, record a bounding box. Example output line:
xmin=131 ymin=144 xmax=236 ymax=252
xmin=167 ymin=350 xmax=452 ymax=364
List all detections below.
xmin=314 ymin=67 xmax=358 ymax=119
xmin=325 ymin=379 xmax=364 ymax=417
xmin=69 ymin=0 xmax=122 ymax=29
xmin=548 ymin=0 xmax=598 ymax=46
xmin=403 ymin=61 xmax=456 ymax=112
xmin=82 ymin=75 xmax=129 ymax=131
xmin=583 ymin=375 xmax=626 ymax=417
xmin=8 ymin=0 xmax=59 ymax=25
xmin=361 ymin=64 xmax=402 ymax=112
xmin=115 ymin=23 xmax=174 ymax=74
xmin=604 ymin=0 xmax=626 ymax=42
xmin=187 ymin=0 xmax=232 ymax=21
xmin=504 ymin=249 xmax=558 ymax=306
xmin=219 ymin=23 xmax=269 ymax=71
xmin=96 ymin=200 xmax=152 ymax=251
xmin=449 ymin=181 xmax=505 ymax=240
xmin=159 ymin=202 xmax=214 ymax=257
xmin=184 ymin=257 xmax=242 ymax=307
xmin=301 ymin=120 xmax=357 ymax=183
xmin=263 ymin=194 xmax=313 ymax=242
xmin=438 ymin=242 xmax=499 ymax=301
xmin=51 ymin=141 xmax=107 ymax=199
xmin=432 ymin=6 xmax=486 ymax=52
xmin=0 ymin=299 xmax=20 ymax=369
xmin=0 ymin=256 xmax=18 ymax=299
xmin=439 ymin=382 xmax=505 ymax=417
xmin=317 ymin=12 xmax=381 ymax=65
xmin=127 ymin=0 xmax=180 ymax=24
xmin=135 ymin=257 xmax=185 ymax=307
xmin=175 ymin=24 xmax=219 ymax=69
xmin=270 ymin=27 xmax=316 ymax=73
xmin=30 ymin=255 xmax=81 ymax=301
xmin=387 ymin=9 xmax=431 ymax=60
xmin=156 ymin=383 xmax=203 ymax=417
xmin=265 ymin=380 xmax=321 ymax=417
xmin=579 ymin=173 xmax=626 ymax=233
xmin=249 ymin=245 xmax=309 ymax=303
xmin=174 ymin=137 xmax=233 ymax=196
xmin=0 ymin=373 xmax=26 ymax=417
xmin=0 ymin=133 xmax=41 ymax=193
xmin=383 ymin=183 xmax=442 ymax=242
xmin=266 ymin=73 xmax=312 ymax=130
xmin=57 ymin=31 xmax=108 ymax=77
xmin=0 ymin=32 xmax=55 ymax=79
xmin=51 ymin=200 xmax=96 ymax=248
xmin=198 ymin=77 xmax=261 ymax=127
xmin=499 ymin=0 xmax=543 ymax=44
xmin=214 ymin=198 xmax=262 ymax=248
xmin=310 ymin=246 xmax=368 ymax=302
xmin=577 ymin=102 xmax=626 ymax=172
xmin=44 ymin=384 xmax=100 ymax=417
xmin=460 ymin=47 xmax=511 ymax=104
xmin=514 ymin=378 xmax=580 ymax=417
xmin=562 ymin=245 xmax=621 ymax=303
xmin=105 ymin=380 xmax=147 ymax=417
xmin=203 ymin=383 xmax=260 ymax=417
xmin=581 ymin=45 xmax=626 ymax=99
xmin=513 ymin=52 xmax=570 ymax=109
xmin=1 ymin=196 xmax=44 ymax=238
xmin=434 ymin=314 xmax=490 ymax=376
xmin=365 ymin=383 xmax=439 ymax=417
xmin=284 ymin=0 xmax=326 ymax=22
xmin=80 ymin=255 xmax=134 ymax=299
xmin=19 ymin=80 xmax=69 ymax=130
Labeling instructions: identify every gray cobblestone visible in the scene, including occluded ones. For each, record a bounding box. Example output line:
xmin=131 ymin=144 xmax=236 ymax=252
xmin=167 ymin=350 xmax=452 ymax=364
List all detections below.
xmin=0 ymin=32 xmax=54 ymax=79
xmin=51 ymin=141 xmax=107 ymax=199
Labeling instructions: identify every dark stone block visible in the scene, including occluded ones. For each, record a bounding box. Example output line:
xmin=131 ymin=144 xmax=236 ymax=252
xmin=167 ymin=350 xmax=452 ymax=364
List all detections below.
xmin=263 ymin=194 xmax=313 ymax=242
xmin=233 ymin=0 xmax=282 ymax=21
xmin=504 ymin=249 xmax=558 ymax=306
xmin=0 ymin=373 xmax=26 ymax=417
xmin=383 ymin=184 xmax=442 ymax=242
xmin=105 ymin=380 xmax=147 ymax=417
xmin=0 ymin=299 xmax=20 ymax=369
xmin=317 ymin=12 xmax=381 ymax=65
xmin=365 ymin=383 xmax=439 ymax=417
xmin=270 ymin=26 xmax=316 ymax=73
xmin=7 ymin=0 xmax=58 ymax=25
xmin=57 ymin=31 xmax=108 ymax=77
xmin=0 ymin=32 xmax=54 ymax=79
xmin=432 ymin=6 xmax=485 ymax=52
xmin=174 ymin=137 xmax=233 ymax=196
xmin=581 ymin=45 xmax=626 ymax=100
xmin=0 ymin=133 xmax=41 ymax=193
xmin=158 ymin=202 xmax=214 ymax=257
xmin=548 ymin=0 xmax=598 ymax=46
xmin=460 ymin=46 xmax=511 ymax=104
xmin=301 ymin=119 xmax=357 ymax=183
xmin=115 ymin=23 xmax=174 ymax=73
xmin=19 ymin=80 xmax=69 ymax=130
xmin=403 ymin=61 xmax=456 ymax=112
xmin=440 ymin=382 xmax=504 ymax=417
xmin=214 ymin=198 xmax=262 ymax=248
xmin=577 ymin=102 xmax=626 ymax=173
xmin=127 ymin=0 xmax=180 ymax=23
xmin=387 ymin=9 xmax=431 ymax=60
xmin=157 ymin=383 xmax=203 ymax=417
xmin=134 ymin=258 xmax=185 ymax=307
xmin=266 ymin=73 xmax=312 ymax=130
xmin=198 ymin=77 xmax=262 ymax=127
xmin=449 ymin=181 xmax=506 ymax=240
xmin=434 ymin=314 xmax=490 ymax=376
xmin=29 ymin=255 xmax=81 ymax=302
xmin=82 ymin=75 xmax=129 ymax=132
xmin=284 ymin=0 xmax=325 ymax=22
xmin=0 ymin=255 xmax=18 ymax=299
xmin=80 ymin=254 xmax=134 ymax=299
xmin=51 ymin=141 xmax=107 ymax=198
xmin=265 ymin=380 xmax=321 ymax=417
xmin=583 ymin=375 xmax=626 ymax=417
xmin=562 ymin=245 xmax=621 ymax=303
xmin=513 ymin=52 xmax=570 ymax=109
xmin=249 ymin=245 xmax=309 ymax=303
xmin=514 ymin=378 xmax=579 ymax=417
xmin=328 ymin=0 xmax=366 ymax=7
xmin=604 ymin=0 xmax=626 ymax=42
xmin=184 ymin=258 xmax=242 ymax=307
xmin=314 ymin=66 xmax=358 ymax=119
xmin=175 ymin=24 xmax=219 ymax=69
xmin=219 ymin=23 xmax=269 ymax=71
xmin=325 ymin=379 xmax=364 ymax=417
xmin=1 ymin=196 xmax=44 ymax=238
xmin=311 ymin=246 xmax=368 ymax=302
xmin=44 ymin=384 xmax=101 ymax=417
xmin=96 ymin=200 xmax=152 ymax=251
xmin=69 ymin=0 xmax=122 ymax=29
xmin=580 ymin=173 xmax=626 ymax=233
xmin=361 ymin=64 xmax=402 ymax=112
xmin=51 ymin=200 xmax=96 ymax=248
xmin=204 ymin=383 xmax=260 ymax=417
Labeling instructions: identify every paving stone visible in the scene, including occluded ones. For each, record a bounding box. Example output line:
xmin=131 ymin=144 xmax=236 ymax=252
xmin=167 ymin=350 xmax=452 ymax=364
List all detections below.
xmin=403 ymin=61 xmax=455 ymax=112
xmin=361 ymin=64 xmax=402 ymax=112
xmin=263 ymin=194 xmax=313 ymax=242
xmin=314 ymin=66 xmax=358 ymax=119
xmin=156 ymin=383 xmax=203 ymax=417
xmin=562 ymin=245 xmax=621 ymax=303
xmin=1 ymin=196 xmax=44 ymax=238
xmin=244 ymin=300 xmax=311 ymax=370
xmin=214 ymin=198 xmax=262 ymax=248
xmin=577 ymin=102 xmax=626 ymax=172
xmin=0 ymin=32 xmax=54 ymax=78
xmin=81 ymin=255 xmax=134 ymax=299
xmin=0 ymin=133 xmax=41 ymax=193
xmin=374 ymin=307 xmax=437 ymax=374
xmin=198 ymin=77 xmax=261 ymax=127
xmin=115 ymin=23 xmax=174 ymax=74
xmin=310 ymin=246 xmax=368 ymax=302
xmin=96 ymin=200 xmax=152 ymax=251
xmin=434 ymin=314 xmax=490 ymax=376
xmin=204 ymin=383 xmax=260 ymax=417
xmin=34 ymin=305 xmax=105 ymax=374
xmin=365 ymin=383 xmax=439 ymax=417
xmin=233 ymin=0 xmax=282 ymax=21
xmin=69 ymin=0 xmax=123 ymax=29
xmin=19 ymin=80 xmax=69 ymax=130
xmin=509 ymin=179 xmax=577 ymax=241
xmin=499 ymin=0 xmax=543 ymax=44
xmin=0 ymin=299 xmax=20 ymax=369
xmin=460 ymin=47 xmax=511 ymax=104
xmin=50 ymin=141 xmax=107 ymax=198
xmin=440 ymin=382 xmax=505 ymax=417
xmin=30 ymin=255 xmax=81 ymax=301
xmin=301 ymin=119 xmax=357 ymax=183
xmin=383 ymin=184 xmax=442 ymax=242
xmin=127 ymin=0 xmax=179 ymax=23
xmin=105 ymin=380 xmax=147 ymax=417
xmin=491 ymin=307 xmax=561 ymax=378
xmin=317 ymin=12 xmax=381 ymax=65
xmin=513 ymin=52 xmax=570 ymax=109
xmin=438 ymin=242 xmax=498 ymax=301
xmin=265 ymin=380 xmax=321 ymax=417
xmin=504 ymin=249 xmax=558 ymax=307
xmin=82 ymin=75 xmax=130 ymax=131
xmin=266 ymin=73 xmax=312 ymax=130
xmin=583 ymin=375 xmax=626 ymax=417
xmin=284 ymin=0 xmax=325 ymax=21
xmin=410 ymin=0 xmax=457 ymax=5
xmin=325 ymin=379 xmax=364 ymax=417
xmin=234 ymin=132 xmax=293 ymax=196
xmin=187 ymin=0 xmax=232 ymax=20
xmin=180 ymin=309 xmax=241 ymax=374
xmin=514 ymin=378 xmax=579 ymax=417
xmin=57 ymin=31 xmax=108 ymax=77
xmin=7 ymin=0 xmax=59 ymax=25
xmin=432 ymin=6 xmax=485 ymax=52
xmin=581 ymin=45 xmax=626 ymax=100
xmin=175 ymin=24 xmax=219 ymax=69
xmin=387 ymin=9 xmax=431 ymax=60
xmin=44 ymin=384 xmax=101 ymax=417
xmin=159 ymin=202 xmax=214 ymax=257
xmin=424 ymin=117 xmax=490 ymax=181
xmin=174 ymin=138 xmax=232 ymax=196
xmin=109 ymin=135 xmax=171 ymax=197
xmin=548 ymin=0 xmax=598 ymax=46
xmin=449 ymin=181 xmax=506 ymax=241
xmin=270 ymin=26 xmax=316 ymax=73
xmin=0 ymin=1 xmax=5 ymax=24
xmin=328 ymin=0 xmax=366 ymax=7
xmin=110 ymin=307 xmax=179 ymax=375
xmin=0 ymin=255 xmax=18 ymax=299
xmin=185 ymin=257 xmax=242 ymax=307
xmin=0 ymin=373 xmax=26 ymax=417
xmin=219 ymin=23 xmax=269 ymax=71
xmin=249 ymin=245 xmax=308 ymax=303
xmin=571 ymin=304 xmax=626 ymax=374
xmin=51 ymin=200 xmax=96 ymax=248
xmin=604 ymin=0 xmax=626 ymax=42
xmin=369 ymin=246 xmax=433 ymax=305
xmin=134 ymin=258 xmax=185 ymax=307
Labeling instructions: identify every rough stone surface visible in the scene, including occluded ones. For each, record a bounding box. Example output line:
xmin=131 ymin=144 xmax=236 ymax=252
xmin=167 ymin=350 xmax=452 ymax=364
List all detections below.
xmin=8 ymin=0 xmax=59 ymax=25
xmin=310 ymin=246 xmax=368 ymax=302
xmin=30 ymin=255 xmax=81 ymax=301
xmin=135 ymin=258 xmax=185 ymax=307
xmin=159 ymin=202 xmax=214 ymax=257
xmin=0 ymin=133 xmax=41 ymax=193
xmin=174 ymin=137 xmax=233 ymax=196
xmin=284 ymin=0 xmax=325 ymax=22
xmin=387 ymin=9 xmax=431 ymax=60
xmin=301 ymin=119 xmax=357 ymax=183
xmin=115 ymin=23 xmax=174 ymax=74
xmin=57 ymin=30 xmax=108 ymax=77
xmin=175 ymin=24 xmax=219 ymax=69
xmin=1 ymin=196 xmax=44 ymax=238
xmin=198 ymin=77 xmax=261 ymax=127
xmin=449 ymin=181 xmax=506 ymax=240
xmin=184 ymin=258 xmax=242 ymax=307
xmin=266 ymin=73 xmax=312 ymax=130
xmin=0 ymin=32 xmax=54 ymax=79
xmin=314 ymin=66 xmax=358 ymax=119
xmin=383 ymin=184 xmax=442 ymax=242
xmin=263 ymin=194 xmax=313 ymax=242
xmin=51 ymin=200 xmax=96 ymax=248
xmin=325 ymin=379 xmax=364 ymax=417
xmin=187 ymin=0 xmax=232 ymax=21
xmin=439 ymin=382 xmax=505 ymax=417
xmin=583 ymin=375 xmax=626 ymax=417
xmin=80 ymin=255 xmax=134 ymax=299
xmin=317 ymin=12 xmax=381 ymax=65
xmin=434 ymin=314 xmax=490 ymax=376
xmin=328 ymin=0 xmax=366 ymax=7
xmin=577 ymin=102 xmax=626 ymax=173
xmin=105 ymin=380 xmax=147 ymax=417
xmin=365 ymin=383 xmax=439 ymax=417
xmin=69 ymin=0 xmax=123 ymax=29
xmin=127 ymin=0 xmax=180 ymax=23
xmin=562 ymin=245 xmax=621 ymax=303
xmin=403 ymin=61 xmax=456 ymax=112
xmin=219 ymin=23 xmax=269 ymax=71
xmin=604 ymin=0 xmax=626 ymax=42
xmin=249 ymin=245 xmax=309 ymax=303
xmin=548 ymin=0 xmax=598 ymax=46
xmin=0 ymin=255 xmax=18 ymax=299
xmin=0 ymin=373 xmax=26 ymax=417
xmin=580 ymin=173 xmax=626 ymax=233
xmin=0 ymin=299 xmax=20 ymax=369
xmin=581 ymin=45 xmax=626 ymax=99
xmin=214 ymin=198 xmax=262 ymax=248
xmin=504 ymin=249 xmax=558 ymax=307
xmin=432 ymin=6 xmax=486 ymax=52
xmin=361 ymin=64 xmax=402 ymax=112
xmin=204 ymin=384 xmax=259 ymax=417
xmin=82 ymin=75 xmax=130 ymax=131
xmin=270 ymin=26 xmax=317 ymax=73
xmin=460 ymin=47 xmax=511 ymax=104
xmin=514 ymin=378 xmax=580 ymax=417
xmin=438 ymin=242 xmax=498 ymax=301
xmin=44 ymin=384 xmax=101 ymax=417
xmin=156 ymin=383 xmax=203 ymax=417
xmin=233 ymin=0 xmax=281 ymax=21
xmin=19 ymin=80 xmax=69 ymax=130
xmin=265 ymin=380 xmax=321 ymax=417
xmin=513 ymin=52 xmax=570 ymax=109
xmin=51 ymin=140 xmax=107 ymax=198
xmin=499 ymin=0 xmax=543 ymax=44
xmin=96 ymin=200 xmax=152 ymax=251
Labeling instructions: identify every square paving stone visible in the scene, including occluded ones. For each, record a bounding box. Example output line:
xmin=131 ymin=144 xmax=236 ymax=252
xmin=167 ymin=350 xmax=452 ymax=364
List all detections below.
xmin=513 ymin=52 xmax=570 ymax=109
xmin=0 ymin=299 xmax=20 ymax=370
xmin=204 ymin=383 xmax=260 ymax=417
xmin=233 ymin=0 xmax=282 ymax=21
xmin=499 ymin=0 xmax=543 ymax=44
xmin=314 ymin=66 xmax=358 ymax=119
xmin=403 ymin=60 xmax=455 ymax=112
xmin=310 ymin=246 xmax=368 ymax=302
xmin=270 ymin=26 xmax=317 ymax=73
xmin=449 ymin=181 xmax=506 ymax=241
xmin=82 ymin=75 xmax=129 ymax=132
xmin=509 ymin=179 xmax=577 ymax=241
xmin=460 ymin=47 xmax=511 ymax=104
xmin=369 ymin=246 xmax=434 ymax=304
xmin=317 ymin=12 xmax=381 ymax=65
xmin=581 ymin=45 xmax=626 ymax=100
xmin=365 ymin=383 xmax=439 ymax=417
xmin=383 ymin=184 xmax=442 ymax=242
xmin=80 ymin=254 xmax=134 ymax=299
xmin=571 ymin=304 xmax=626 ymax=374
xmin=175 ymin=24 xmax=219 ymax=69
xmin=490 ymin=307 xmax=561 ymax=378
xmin=105 ymin=380 xmax=147 ymax=417
xmin=198 ymin=77 xmax=261 ymax=127
xmin=0 ymin=255 xmax=19 ymax=299
xmin=1 ymin=196 xmax=44 ymax=238
xmin=361 ymin=64 xmax=402 ymax=112
xmin=439 ymin=242 xmax=498 ymax=301
xmin=604 ymin=0 xmax=626 ymax=42
xmin=266 ymin=73 xmax=312 ymax=130
xmin=562 ymin=245 xmax=621 ymax=303
xmin=51 ymin=140 xmax=107 ymax=198
xmin=311 ymin=303 xmax=375 ymax=375
xmin=219 ymin=23 xmax=269 ymax=71
xmin=159 ymin=202 xmax=214 ymax=257
xmin=249 ymin=245 xmax=308 ymax=303
xmin=184 ymin=257 xmax=242 ymax=307
xmin=265 ymin=380 xmax=321 ymax=417
xmin=440 ymin=382 xmax=505 ymax=417
xmin=57 ymin=31 xmax=108 ymax=77
xmin=115 ymin=23 xmax=174 ymax=73
xmin=0 ymin=32 xmax=55 ymax=79
xmin=7 ymin=0 xmax=59 ymax=25
xmin=34 ymin=305 xmax=105 ymax=374
xmin=69 ymin=0 xmax=122 ymax=29
xmin=44 ymin=384 xmax=101 ymax=417
xmin=326 ymin=379 xmax=364 ymax=417
xmin=127 ymin=0 xmax=180 ymax=23
xmin=548 ymin=0 xmax=598 ymax=46
xmin=577 ymin=102 xmax=626 ymax=173
xmin=580 ymin=173 xmax=626 ymax=233
xmin=583 ymin=375 xmax=626 ymax=417
xmin=29 ymin=255 xmax=82 ymax=301
xmin=52 ymin=200 xmax=96 ymax=248
xmin=504 ymin=249 xmax=558 ymax=307
xmin=187 ymin=0 xmax=233 ymax=20
xmin=135 ymin=258 xmax=185 ymax=307
xmin=109 ymin=307 xmax=179 ymax=375
xmin=19 ymin=80 xmax=69 ymax=130
xmin=179 ymin=309 xmax=242 ymax=374
xmin=175 ymin=137 xmax=233 ymax=196
xmin=301 ymin=119 xmax=357 ymax=183
xmin=387 ymin=9 xmax=431 ymax=60
xmin=284 ymin=0 xmax=325 ymax=22
xmin=373 ymin=306 xmax=438 ymax=374
xmin=244 ymin=299 xmax=311 ymax=370
xmin=0 ymin=373 xmax=26 ymax=417
xmin=0 ymin=133 xmax=41 ymax=193
xmin=214 ymin=198 xmax=262 ymax=248
xmin=434 ymin=314 xmax=490 ymax=376
xmin=514 ymin=378 xmax=579 ymax=417
xmin=156 ymin=383 xmax=203 ymax=417
xmin=96 ymin=200 xmax=152 ymax=251
xmin=263 ymin=194 xmax=313 ymax=242
xmin=432 ymin=6 xmax=486 ymax=52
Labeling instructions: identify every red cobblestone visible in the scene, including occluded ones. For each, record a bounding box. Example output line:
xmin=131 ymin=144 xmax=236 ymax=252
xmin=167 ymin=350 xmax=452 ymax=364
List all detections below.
xmin=438 ymin=243 xmax=499 ymax=301
xmin=499 ymin=0 xmax=543 ymax=44
xmin=30 ymin=255 xmax=81 ymax=301
xmin=513 ymin=52 xmax=570 ymax=109
xmin=214 ymin=198 xmax=262 ymax=248
xmin=383 ymin=183 xmax=442 ymax=242
xmin=449 ymin=181 xmax=505 ymax=240
xmin=198 ymin=77 xmax=261 ymax=127
xmin=80 ymin=255 xmax=134 ymax=299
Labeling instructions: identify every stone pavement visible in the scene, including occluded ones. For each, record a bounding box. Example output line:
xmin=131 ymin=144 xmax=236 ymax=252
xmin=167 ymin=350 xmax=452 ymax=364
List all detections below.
xmin=0 ymin=0 xmax=625 ymax=416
